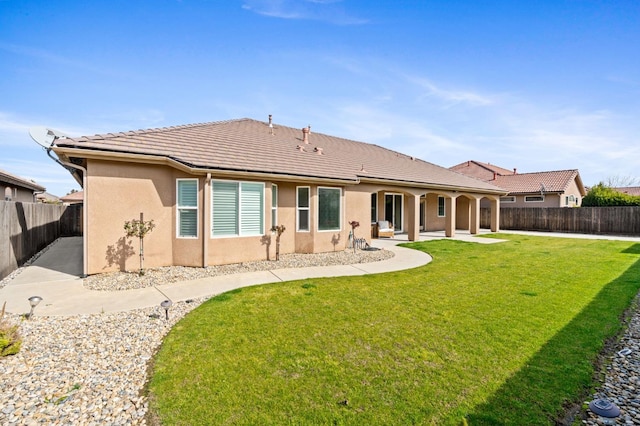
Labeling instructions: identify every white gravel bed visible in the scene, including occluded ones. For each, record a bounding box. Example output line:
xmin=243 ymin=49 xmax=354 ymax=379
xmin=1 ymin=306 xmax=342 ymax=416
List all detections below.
xmin=582 ymin=294 xmax=640 ymax=425
xmin=84 ymin=249 xmax=395 ymax=291
xmin=0 ymin=299 xmax=205 ymax=426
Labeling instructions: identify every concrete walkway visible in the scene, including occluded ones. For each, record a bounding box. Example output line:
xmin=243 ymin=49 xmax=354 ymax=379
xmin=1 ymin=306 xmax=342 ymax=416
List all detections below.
xmin=0 ymin=237 xmax=437 ymax=317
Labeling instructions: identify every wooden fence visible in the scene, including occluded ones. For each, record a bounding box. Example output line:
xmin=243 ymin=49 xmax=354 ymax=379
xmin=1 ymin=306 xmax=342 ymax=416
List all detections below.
xmin=0 ymin=201 xmax=82 ymax=280
xmin=481 ymin=207 xmax=640 ymax=236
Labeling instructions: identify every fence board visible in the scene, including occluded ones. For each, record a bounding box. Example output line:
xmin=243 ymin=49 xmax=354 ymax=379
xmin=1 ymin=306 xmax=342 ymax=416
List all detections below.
xmin=481 ymin=206 xmax=640 ymax=236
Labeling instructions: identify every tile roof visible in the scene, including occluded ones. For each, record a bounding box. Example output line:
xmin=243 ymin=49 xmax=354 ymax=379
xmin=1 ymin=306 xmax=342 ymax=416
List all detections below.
xmin=54 ymin=118 xmax=504 ymax=193
xmin=614 ymin=187 xmax=640 ymax=197
xmin=492 ymin=170 xmax=583 ymax=195
xmin=450 ymin=160 xmax=516 ymax=181
xmin=60 ymin=191 xmax=84 ymax=202
xmin=0 ymin=168 xmax=46 ymax=192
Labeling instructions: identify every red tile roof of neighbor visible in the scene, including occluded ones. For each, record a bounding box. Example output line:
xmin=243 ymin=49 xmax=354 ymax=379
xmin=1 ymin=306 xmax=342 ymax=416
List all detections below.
xmin=60 ymin=191 xmax=84 ymax=202
xmin=493 ymin=169 xmax=585 ymax=195
xmin=614 ymin=187 xmax=640 ymax=196
xmin=54 ymin=118 xmax=505 ymax=193
xmin=449 ymin=160 xmax=516 ymax=181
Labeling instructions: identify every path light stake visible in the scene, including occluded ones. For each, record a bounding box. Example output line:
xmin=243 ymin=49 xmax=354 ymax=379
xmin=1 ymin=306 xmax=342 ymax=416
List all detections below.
xmin=160 ymin=299 xmax=173 ymax=321
xmin=28 ymin=296 xmax=43 ymax=319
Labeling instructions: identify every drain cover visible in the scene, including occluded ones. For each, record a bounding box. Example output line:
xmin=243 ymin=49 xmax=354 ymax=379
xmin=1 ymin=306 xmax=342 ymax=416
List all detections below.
xmin=589 ymin=399 xmax=620 ymax=418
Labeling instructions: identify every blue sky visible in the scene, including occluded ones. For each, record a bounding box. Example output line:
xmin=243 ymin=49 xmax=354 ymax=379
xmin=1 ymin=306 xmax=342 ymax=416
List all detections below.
xmin=1 ymin=0 xmax=639 ymax=197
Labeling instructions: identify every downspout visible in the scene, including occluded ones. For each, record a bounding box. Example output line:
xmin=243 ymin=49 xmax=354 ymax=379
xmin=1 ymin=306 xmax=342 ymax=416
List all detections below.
xmin=203 ymin=173 xmax=211 ymax=268
xmin=51 ymin=151 xmax=88 ymax=278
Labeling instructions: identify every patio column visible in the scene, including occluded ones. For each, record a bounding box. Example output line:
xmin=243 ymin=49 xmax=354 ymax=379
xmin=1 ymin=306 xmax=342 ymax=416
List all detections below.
xmin=445 ymin=195 xmax=457 ymax=237
xmin=470 ymin=196 xmax=480 ymax=235
xmin=490 ymin=198 xmax=500 ymax=232
xmin=407 ymin=194 xmax=420 ymax=241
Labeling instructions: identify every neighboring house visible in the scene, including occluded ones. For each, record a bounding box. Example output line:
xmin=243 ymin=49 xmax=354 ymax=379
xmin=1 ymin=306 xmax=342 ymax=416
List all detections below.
xmin=1 ymin=168 xmax=46 ymax=203
xmin=60 ymin=190 xmax=84 ymax=205
xmin=48 ymin=117 xmax=506 ymax=275
xmin=36 ymin=192 xmax=60 ymax=203
xmin=614 ymin=187 xmax=640 ymax=197
xmin=451 ymin=161 xmax=586 ymax=208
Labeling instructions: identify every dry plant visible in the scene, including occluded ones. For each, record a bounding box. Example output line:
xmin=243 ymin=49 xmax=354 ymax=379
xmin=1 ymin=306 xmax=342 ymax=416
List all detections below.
xmin=0 ymin=301 xmax=22 ymax=357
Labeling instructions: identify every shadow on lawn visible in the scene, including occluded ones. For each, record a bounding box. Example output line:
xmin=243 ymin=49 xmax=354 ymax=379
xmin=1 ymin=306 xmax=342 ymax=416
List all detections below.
xmin=622 ymin=243 xmax=640 ymax=255
xmin=466 ymin=255 xmax=640 ymax=425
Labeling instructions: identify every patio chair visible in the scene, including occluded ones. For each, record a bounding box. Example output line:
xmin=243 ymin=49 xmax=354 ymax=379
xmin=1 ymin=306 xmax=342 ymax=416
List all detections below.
xmin=377 ymin=220 xmax=395 ymax=238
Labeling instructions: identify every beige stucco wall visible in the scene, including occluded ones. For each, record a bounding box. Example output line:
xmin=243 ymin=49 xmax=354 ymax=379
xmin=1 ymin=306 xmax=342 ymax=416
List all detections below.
xmin=562 ymin=179 xmax=584 ymax=207
xmin=3 ymin=185 xmax=37 ymax=203
xmin=424 ymin=193 xmax=446 ymax=231
xmin=84 ymin=158 xmax=500 ymax=273
xmin=86 ymin=161 xmax=371 ymax=273
xmin=86 ymin=159 xmax=177 ymax=274
xmin=456 ymin=196 xmax=471 ymax=230
xmin=498 ymin=193 xmax=560 ymax=208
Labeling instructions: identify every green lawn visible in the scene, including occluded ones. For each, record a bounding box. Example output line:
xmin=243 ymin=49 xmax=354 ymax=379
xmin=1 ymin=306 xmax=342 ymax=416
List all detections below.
xmin=147 ymin=234 xmax=640 ymax=425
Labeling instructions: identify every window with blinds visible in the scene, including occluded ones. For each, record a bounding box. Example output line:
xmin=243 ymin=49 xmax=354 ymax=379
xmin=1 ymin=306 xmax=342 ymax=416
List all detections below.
xmin=212 ymin=180 xmax=264 ymax=237
xmin=177 ymin=179 xmax=198 ymax=238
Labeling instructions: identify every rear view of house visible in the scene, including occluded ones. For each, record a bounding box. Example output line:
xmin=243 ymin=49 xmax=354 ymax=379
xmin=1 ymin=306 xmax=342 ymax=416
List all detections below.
xmin=46 ymin=118 xmax=506 ymax=275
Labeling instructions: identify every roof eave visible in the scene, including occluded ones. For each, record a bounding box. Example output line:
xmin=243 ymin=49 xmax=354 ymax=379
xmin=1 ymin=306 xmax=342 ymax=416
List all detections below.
xmin=53 ymin=146 xmax=358 ymax=185
xmin=359 ymin=176 xmax=507 ymax=195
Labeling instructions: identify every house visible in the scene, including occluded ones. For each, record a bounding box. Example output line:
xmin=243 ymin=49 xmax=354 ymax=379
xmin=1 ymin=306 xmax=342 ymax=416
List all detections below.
xmin=1 ymin=168 xmax=46 ymax=203
xmin=47 ymin=117 xmax=506 ymax=275
xmin=60 ymin=190 xmax=84 ymax=205
xmin=451 ymin=161 xmax=586 ymax=207
xmin=36 ymin=192 xmax=61 ymax=204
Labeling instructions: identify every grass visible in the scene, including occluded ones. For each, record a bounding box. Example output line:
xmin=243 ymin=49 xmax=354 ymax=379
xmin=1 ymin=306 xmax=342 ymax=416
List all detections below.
xmin=147 ymin=234 xmax=640 ymax=425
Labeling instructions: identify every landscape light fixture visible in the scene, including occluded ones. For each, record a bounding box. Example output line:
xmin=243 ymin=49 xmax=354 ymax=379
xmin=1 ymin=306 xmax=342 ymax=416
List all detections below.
xmin=160 ymin=299 xmax=173 ymax=320
xmin=589 ymin=399 xmax=620 ymax=424
xmin=28 ymin=296 xmax=43 ymax=319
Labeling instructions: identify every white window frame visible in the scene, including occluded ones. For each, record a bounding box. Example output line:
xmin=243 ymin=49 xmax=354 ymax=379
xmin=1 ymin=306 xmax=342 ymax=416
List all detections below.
xmin=317 ymin=186 xmax=342 ymax=232
xmin=296 ymin=186 xmax=310 ymax=232
xmin=525 ymin=195 xmax=545 ymax=203
xmin=176 ymin=179 xmax=199 ymax=239
xmin=211 ymin=180 xmax=265 ymax=238
xmin=437 ymin=196 xmax=446 ymax=217
xmin=500 ymin=196 xmax=516 ymax=203
xmin=271 ymin=184 xmax=278 ymax=227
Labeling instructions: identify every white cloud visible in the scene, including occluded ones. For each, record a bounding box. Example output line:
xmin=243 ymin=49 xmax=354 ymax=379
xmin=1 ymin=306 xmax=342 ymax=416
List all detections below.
xmin=406 ymin=76 xmax=496 ymax=107
xmin=241 ymin=0 xmax=368 ymax=25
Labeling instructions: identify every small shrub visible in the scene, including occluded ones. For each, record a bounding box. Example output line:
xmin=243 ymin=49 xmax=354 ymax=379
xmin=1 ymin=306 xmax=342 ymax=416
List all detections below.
xmin=0 ymin=302 xmax=22 ymax=357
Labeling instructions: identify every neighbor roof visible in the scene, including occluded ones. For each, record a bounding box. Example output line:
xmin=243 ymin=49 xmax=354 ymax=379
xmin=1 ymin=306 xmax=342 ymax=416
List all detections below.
xmin=450 ymin=160 xmax=515 ymax=181
xmin=493 ymin=170 xmax=585 ymax=195
xmin=0 ymin=168 xmax=46 ymax=192
xmin=60 ymin=191 xmax=84 ymax=203
xmin=614 ymin=187 xmax=640 ymax=197
xmin=54 ymin=118 xmax=504 ymax=194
